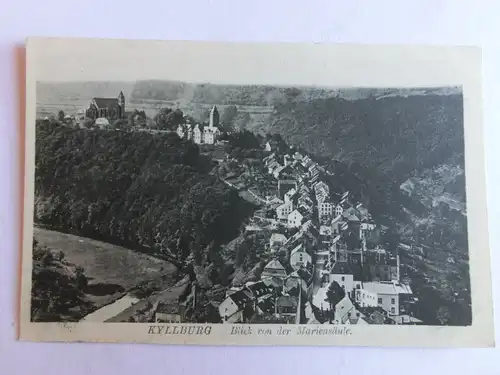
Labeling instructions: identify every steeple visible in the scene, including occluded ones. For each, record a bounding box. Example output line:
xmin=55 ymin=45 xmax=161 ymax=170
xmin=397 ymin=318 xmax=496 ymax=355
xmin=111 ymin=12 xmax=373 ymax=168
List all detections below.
xmin=209 ymin=105 xmax=219 ymax=128
xmin=117 ymin=91 xmax=125 ymax=118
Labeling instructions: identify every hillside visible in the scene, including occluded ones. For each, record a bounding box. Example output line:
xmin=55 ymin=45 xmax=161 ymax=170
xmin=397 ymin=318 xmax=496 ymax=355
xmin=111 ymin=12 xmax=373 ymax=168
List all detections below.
xmin=269 ymin=93 xmax=464 ymax=179
xmin=34 ymin=120 xmax=256 ymax=267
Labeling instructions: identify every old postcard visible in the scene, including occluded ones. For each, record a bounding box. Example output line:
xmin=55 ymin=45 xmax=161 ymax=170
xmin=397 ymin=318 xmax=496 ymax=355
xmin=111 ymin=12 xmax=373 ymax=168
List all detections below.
xmin=20 ymin=37 xmax=494 ymax=347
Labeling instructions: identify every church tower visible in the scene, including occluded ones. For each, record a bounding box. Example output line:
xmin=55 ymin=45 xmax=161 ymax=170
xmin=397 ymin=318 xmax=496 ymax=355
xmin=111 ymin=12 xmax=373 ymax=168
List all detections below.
xmin=209 ymin=105 xmax=219 ymax=128
xmin=118 ymin=91 xmax=125 ymax=119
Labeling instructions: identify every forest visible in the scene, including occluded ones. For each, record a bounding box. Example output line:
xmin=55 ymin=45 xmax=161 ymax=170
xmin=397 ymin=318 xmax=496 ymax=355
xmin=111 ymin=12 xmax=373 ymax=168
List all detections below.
xmin=34 ymin=120 xmax=256 ymax=270
xmin=268 ymin=93 xmax=465 ymax=184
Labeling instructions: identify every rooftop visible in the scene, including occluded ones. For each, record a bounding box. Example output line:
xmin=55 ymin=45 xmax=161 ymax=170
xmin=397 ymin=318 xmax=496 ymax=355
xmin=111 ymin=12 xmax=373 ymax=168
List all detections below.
xmin=290 ymin=243 xmax=306 ymax=256
xmin=363 ymin=281 xmax=413 ymax=295
xmin=257 ymin=298 xmax=275 ymax=315
xmin=264 ymin=259 xmax=286 ymax=271
xmin=93 ymin=97 xmax=119 ymax=109
xmin=229 ymin=289 xmax=253 ymax=309
xmin=331 ymin=262 xmax=353 ymax=275
xmin=245 ymin=281 xmax=274 ymax=298
xmin=270 ymin=233 xmax=287 ymax=243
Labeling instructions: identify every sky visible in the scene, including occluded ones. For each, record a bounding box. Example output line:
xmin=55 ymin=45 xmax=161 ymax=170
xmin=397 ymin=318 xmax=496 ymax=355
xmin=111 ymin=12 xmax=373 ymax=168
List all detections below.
xmin=27 ymin=37 xmax=472 ymax=88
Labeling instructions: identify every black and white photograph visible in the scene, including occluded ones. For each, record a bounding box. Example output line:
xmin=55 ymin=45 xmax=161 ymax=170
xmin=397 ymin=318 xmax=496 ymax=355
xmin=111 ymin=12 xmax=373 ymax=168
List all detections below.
xmin=20 ymin=38 xmax=493 ymax=347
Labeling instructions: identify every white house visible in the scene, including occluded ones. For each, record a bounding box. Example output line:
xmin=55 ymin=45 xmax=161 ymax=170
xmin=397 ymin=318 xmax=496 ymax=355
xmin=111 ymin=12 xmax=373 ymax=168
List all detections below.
xmin=362 ymin=281 xmax=413 ymax=316
xmin=203 ymin=126 xmax=220 ymax=144
xmin=288 ymin=209 xmax=304 ymax=228
xmin=330 ymin=262 xmax=354 ymax=296
xmin=289 ymin=243 xmax=312 ymax=271
xmin=193 ymin=124 xmax=202 ymax=144
xmin=354 ymin=288 xmax=378 ymax=308
xmin=319 ymin=201 xmax=334 ymax=218
xmin=218 ymin=289 xmax=253 ymax=323
xmin=332 ymin=295 xmax=356 ymax=324
xmin=276 ymin=201 xmax=293 ymax=221
xmin=334 ymin=205 xmax=344 ymax=217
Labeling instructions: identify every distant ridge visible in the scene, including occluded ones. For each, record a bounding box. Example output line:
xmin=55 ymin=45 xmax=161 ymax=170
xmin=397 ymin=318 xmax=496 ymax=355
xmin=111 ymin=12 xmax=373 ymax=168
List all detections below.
xmin=37 ymin=80 xmax=461 ymax=108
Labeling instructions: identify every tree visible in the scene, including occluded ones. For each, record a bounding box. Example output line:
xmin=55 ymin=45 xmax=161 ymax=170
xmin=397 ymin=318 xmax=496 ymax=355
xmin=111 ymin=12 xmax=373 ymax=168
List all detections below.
xmin=221 ymin=105 xmax=238 ymax=132
xmin=154 ymin=108 xmax=184 ymax=130
xmin=234 ymin=112 xmax=251 ymax=130
xmin=57 ymin=110 xmax=65 ymax=122
xmin=83 ymin=118 xmax=95 ymax=129
xmin=325 ymin=281 xmax=345 ymax=322
xmin=436 ymin=306 xmax=450 ymax=325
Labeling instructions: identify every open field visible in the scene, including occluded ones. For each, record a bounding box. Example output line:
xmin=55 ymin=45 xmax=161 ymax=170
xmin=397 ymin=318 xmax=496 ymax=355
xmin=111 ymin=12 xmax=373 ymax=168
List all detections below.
xmin=33 ymin=227 xmax=178 ymax=320
xmin=34 ymin=227 xmax=176 ymax=290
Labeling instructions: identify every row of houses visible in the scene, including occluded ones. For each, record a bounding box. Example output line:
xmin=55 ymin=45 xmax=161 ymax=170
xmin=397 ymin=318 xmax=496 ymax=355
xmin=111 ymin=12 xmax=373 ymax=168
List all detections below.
xmin=218 ymin=260 xmax=311 ymax=324
xmin=217 ymin=146 xmax=420 ymax=325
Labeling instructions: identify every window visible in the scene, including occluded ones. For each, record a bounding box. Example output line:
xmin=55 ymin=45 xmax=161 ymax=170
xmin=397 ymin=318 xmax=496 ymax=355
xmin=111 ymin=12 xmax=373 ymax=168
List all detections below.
xmin=378 ymin=298 xmax=382 ymax=304
xmin=341 ymin=276 xmax=345 ymax=281
xmin=391 ymin=298 xmax=395 ymax=305
xmin=391 ymin=307 xmax=395 ymax=314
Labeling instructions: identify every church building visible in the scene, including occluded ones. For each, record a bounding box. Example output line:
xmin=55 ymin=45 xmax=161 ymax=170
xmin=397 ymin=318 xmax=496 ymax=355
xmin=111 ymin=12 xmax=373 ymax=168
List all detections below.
xmin=86 ymin=91 xmax=126 ymax=121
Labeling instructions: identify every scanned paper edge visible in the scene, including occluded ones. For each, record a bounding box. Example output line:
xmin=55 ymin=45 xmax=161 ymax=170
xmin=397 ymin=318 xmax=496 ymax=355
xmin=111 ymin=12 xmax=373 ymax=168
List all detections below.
xmin=19 ymin=37 xmax=495 ymax=348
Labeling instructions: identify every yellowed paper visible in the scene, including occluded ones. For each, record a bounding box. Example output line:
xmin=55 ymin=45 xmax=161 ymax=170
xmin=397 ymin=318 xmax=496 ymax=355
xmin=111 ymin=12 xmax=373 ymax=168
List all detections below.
xmin=20 ymin=37 xmax=494 ymax=347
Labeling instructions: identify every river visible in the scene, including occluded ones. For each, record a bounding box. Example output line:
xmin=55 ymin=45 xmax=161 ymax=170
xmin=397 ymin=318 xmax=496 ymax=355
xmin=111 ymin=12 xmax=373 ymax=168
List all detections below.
xmin=80 ymin=294 xmax=140 ymax=322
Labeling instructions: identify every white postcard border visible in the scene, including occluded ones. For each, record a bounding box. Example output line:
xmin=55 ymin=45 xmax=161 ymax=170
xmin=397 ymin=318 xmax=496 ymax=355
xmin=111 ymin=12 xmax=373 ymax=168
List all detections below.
xmin=19 ymin=37 xmax=494 ymax=347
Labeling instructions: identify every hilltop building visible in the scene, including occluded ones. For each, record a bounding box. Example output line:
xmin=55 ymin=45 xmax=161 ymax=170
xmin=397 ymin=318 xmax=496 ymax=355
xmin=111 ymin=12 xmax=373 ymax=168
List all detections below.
xmin=86 ymin=91 xmax=126 ymax=121
xmin=176 ymin=105 xmax=221 ymax=144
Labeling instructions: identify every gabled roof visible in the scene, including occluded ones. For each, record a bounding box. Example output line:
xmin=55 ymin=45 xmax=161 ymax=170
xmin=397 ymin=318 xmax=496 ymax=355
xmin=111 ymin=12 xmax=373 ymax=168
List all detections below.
xmin=334 ymin=295 xmax=355 ymax=319
xmin=289 ymin=209 xmax=303 ymax=219
xmin=93 ymin=97 xmax=119 ymax=109
xmin=290 ymin=243 xmax=306 ymax=256
xmin=270 ymin=233 xmax=287 ymax=243
xmin=264 ymin=259 xmax=286 ymax=271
